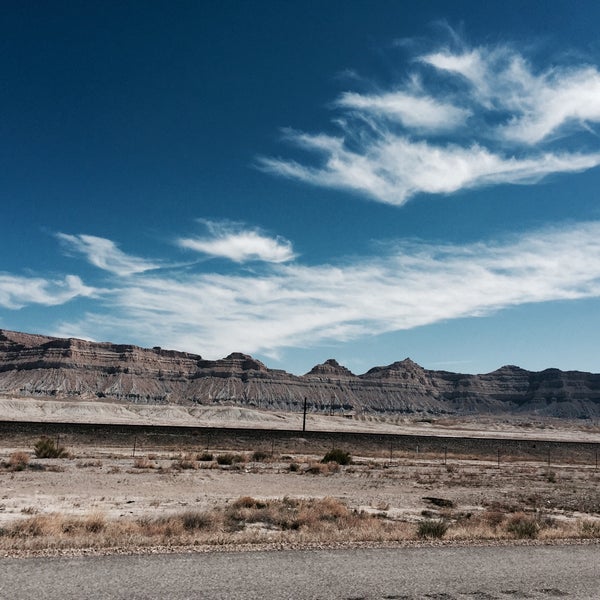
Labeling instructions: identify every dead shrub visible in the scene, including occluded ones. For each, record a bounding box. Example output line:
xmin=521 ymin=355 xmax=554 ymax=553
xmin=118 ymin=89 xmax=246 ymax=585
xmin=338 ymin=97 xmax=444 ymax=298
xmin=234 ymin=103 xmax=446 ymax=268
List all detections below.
xmin=322 ymin=449 xmax=351 ymax=465
xmin=216 ymin=453 xmax=246 ymax=466
xmin=84 ymin=512 xmax=106 ymax=533
xmin=506 ymin=512 xmax=539 ymax=539
xmin=482 ymin=509 xmax=506 ymax=529
xmin=225 ymin=496 xmax=352 ymax=533
xmin=173 ymin=458 xmax=198 ymax=470
xmin=180 ymin=510 xmax=213 ymax=532
xmin=8 ymin=452 xmax=29 ymax=471
xmin=233 ymin=496 xmax=267 ymax=509
xmin=580 ymin=520 xmax=600 ymax=538
xmin=9 ymin=515 xmax=58 ymax=538
xmin=76 ymin=459 xmax=102 ymax=468
xmin=305 ymin=461 xmax=339 ymax=475
xmin=251 ymin=450 xmax=271 ymax=462
xmin=133 ymin=457 xmax=154 ymax=469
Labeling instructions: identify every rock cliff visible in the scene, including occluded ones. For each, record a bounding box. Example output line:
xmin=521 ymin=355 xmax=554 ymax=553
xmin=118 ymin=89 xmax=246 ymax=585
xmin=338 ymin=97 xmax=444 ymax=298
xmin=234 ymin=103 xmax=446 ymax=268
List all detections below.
xmin=0 ymin=329 xmax=599 ymax=418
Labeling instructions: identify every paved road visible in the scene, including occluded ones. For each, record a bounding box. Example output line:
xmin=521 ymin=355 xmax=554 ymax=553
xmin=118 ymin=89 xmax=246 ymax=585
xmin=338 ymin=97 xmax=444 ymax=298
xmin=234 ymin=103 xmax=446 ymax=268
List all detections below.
xmin=1 ymin=544 xmax=598 ymax=599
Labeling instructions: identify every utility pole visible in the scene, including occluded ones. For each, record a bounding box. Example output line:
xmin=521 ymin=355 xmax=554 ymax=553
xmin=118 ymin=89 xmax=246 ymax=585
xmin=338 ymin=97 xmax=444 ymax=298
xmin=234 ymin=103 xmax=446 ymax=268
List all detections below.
xmin=302 ymin=397 xmax=307 ymax=432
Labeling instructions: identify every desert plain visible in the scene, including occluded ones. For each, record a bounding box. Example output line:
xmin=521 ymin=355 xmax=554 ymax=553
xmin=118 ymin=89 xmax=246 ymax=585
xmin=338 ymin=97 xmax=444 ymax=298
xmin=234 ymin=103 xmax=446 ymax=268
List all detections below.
xmin=0 ymin=400 xmax=599 ymax=557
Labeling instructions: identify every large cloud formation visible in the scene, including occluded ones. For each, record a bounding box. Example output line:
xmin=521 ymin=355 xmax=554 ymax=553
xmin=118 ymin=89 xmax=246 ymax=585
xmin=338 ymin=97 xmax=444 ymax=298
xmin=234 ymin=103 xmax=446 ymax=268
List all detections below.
xmin=259 ymin=41 xmax=600 ymax=205
xmin=36 ymin=221 xmax=600 ymax=359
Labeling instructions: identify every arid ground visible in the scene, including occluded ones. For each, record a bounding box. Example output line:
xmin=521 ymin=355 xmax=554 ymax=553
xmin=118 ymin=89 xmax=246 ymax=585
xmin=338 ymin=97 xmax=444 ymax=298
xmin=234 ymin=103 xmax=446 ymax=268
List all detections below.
xmin=0 ymin=402 xmax=599 ymax=557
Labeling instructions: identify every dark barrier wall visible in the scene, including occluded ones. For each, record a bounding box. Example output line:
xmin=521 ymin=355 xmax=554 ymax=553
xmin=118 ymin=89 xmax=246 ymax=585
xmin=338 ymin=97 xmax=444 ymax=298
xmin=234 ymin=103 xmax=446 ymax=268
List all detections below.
xmin=1 ymin=420 xmax=598 ymax=465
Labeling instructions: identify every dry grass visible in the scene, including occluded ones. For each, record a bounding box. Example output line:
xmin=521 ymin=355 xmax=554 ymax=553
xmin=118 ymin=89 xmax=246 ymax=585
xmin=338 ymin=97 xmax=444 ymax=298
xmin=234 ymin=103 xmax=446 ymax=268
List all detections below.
xmin=133 ymin=456 xmax=155 ymax=469
xmin=1 ymin=493 xmax=598 ymax=553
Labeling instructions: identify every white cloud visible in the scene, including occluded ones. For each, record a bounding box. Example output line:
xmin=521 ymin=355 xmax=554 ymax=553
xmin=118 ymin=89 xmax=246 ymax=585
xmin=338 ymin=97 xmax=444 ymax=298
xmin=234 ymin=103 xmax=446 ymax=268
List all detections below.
xmin=53 ymin=223 xmax=600 ymax=359
xmin=337 ymin=90 xmax=470 ymax=131
xmin=422 ymin=47 xmax=600 ymax=144
xmin=260 ymin=39 xmax=600 ymax=204
xmin=261 ymin=133 xmax=600 ymax=206
xmin=177 ymin=221 xmax=296 ymax=263
xmin=0 ymin=274 xmax=96 ymax=309
xmin=57 ymin=233 xmax=161 ymax=276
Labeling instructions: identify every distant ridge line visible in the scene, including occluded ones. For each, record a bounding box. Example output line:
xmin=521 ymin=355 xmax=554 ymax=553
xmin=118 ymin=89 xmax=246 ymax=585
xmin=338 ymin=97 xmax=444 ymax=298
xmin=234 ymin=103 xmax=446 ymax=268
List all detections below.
xmin=0 ymin=329 xmax=599 ymax=419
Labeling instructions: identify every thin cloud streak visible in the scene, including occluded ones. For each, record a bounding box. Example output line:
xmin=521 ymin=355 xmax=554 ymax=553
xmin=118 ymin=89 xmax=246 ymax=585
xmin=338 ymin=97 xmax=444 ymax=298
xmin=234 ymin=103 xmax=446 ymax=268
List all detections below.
xmin=337 ymin=91 xmax=470 ymax=131
xmin=260 ymin=38 xmax=600 ymax=205
xmin=0 ymin=274 xmax=95 ymax=309
xmin=178 ymin=221 xmax=296 ymax=263
xmin=57 ymin=233 xmax=162 ymax=276
xmin=52 ymin=222 xmax=600 ymax=359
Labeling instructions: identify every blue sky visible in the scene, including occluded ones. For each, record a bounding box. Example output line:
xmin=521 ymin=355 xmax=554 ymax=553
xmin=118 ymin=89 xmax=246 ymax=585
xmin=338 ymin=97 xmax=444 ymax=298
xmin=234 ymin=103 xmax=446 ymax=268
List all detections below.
xmin=3 ymin=1 xmax=600 ymax=375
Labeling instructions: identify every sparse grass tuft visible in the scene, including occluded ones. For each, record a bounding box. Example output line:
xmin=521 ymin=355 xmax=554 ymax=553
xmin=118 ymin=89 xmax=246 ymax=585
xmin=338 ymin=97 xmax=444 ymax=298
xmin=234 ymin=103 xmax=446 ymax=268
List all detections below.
xmin=197 ymin=452 xmax=214 ymax=462
xmin=417 ymin=519 xmax=448 ymax=539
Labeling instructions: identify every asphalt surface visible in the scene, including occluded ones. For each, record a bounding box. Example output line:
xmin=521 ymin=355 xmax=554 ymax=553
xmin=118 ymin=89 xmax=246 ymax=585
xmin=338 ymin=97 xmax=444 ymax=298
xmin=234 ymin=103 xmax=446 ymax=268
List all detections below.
xmin=1 ymin=544 xmax=598 ymax=599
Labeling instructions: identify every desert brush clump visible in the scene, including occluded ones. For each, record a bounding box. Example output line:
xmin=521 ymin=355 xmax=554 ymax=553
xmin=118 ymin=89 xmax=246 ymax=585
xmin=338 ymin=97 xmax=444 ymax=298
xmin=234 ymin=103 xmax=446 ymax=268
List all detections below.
xmin=33 ymin=437 xmax=69 ymax=459
xmin=417 ymin=519 xmax=448 ymax=539
xmin=133 ymin=456 xmax=155 ymax=469
xmin=304 ymin=461 xmax=339 ymax=475
xmin=216 ymin=453 xmax=246 ymax=466
xmin=322 ymin=449 xmax=351 ymax=465
xmin=7 ymin=451 xmax=30 ymax=471
xmin=251 ymin=450 xmax=271 ymax=462
xmin=506 ymin=512 xmax=539 ymax=539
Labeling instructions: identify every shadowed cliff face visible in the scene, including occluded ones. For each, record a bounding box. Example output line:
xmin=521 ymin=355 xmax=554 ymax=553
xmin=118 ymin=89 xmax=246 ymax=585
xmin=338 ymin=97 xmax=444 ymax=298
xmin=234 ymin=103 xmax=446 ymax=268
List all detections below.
xmin=0 ymin=329 xmax=599 ymax=418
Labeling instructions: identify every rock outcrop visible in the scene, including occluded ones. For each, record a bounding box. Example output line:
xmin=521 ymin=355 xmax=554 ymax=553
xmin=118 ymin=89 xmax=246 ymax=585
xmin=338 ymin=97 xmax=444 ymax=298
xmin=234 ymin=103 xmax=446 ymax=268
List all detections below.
xmin=0 ymin=329 xmax=599 ymax=418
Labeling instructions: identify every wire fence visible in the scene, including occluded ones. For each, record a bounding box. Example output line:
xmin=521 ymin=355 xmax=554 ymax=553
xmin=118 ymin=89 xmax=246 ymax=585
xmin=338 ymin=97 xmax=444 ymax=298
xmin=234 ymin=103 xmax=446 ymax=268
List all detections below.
xmin=1 ymin=420 xmax=598 ymax=468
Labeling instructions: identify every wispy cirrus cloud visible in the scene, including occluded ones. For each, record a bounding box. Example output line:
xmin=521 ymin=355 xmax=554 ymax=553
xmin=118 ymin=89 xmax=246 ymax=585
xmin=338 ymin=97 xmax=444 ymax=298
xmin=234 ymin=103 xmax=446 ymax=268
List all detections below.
xmin=0 ymin=274 xmax=95 ymax=309
xmin=336 ymin=90 xmax=470 ymax=131
xmin=50 ymin=222 xmax=600 ymax=360
xmin=56 ymin=233 xmax=162 ymax=276
xmin=261 ymin=132 xmax=600 ymax=205
xmin=177 ymin=220 xmax=296 ymax=263
xmin=421 ymin=48 xmax=600 ymax=144
xmin=259 ymin=37 xmax=600 ymax=206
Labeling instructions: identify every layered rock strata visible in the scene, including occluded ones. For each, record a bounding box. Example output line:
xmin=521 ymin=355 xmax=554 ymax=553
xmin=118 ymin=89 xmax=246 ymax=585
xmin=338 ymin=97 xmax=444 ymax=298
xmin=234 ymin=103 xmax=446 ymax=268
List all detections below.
xmin=1 ymin=329 xmax=599 ymax=418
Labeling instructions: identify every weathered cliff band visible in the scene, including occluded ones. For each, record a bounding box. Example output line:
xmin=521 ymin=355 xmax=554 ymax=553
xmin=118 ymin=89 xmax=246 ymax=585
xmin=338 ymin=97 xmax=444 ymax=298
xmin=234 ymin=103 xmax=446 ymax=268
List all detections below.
xmin=1 ymin=329 xmax=599 ymax=418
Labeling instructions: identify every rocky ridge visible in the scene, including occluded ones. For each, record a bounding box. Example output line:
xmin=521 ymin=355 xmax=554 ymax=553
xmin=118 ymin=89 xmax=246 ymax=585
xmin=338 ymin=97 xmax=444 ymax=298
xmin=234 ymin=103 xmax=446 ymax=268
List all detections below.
xmin=0 ymin=329 xmax=599 ymax=419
